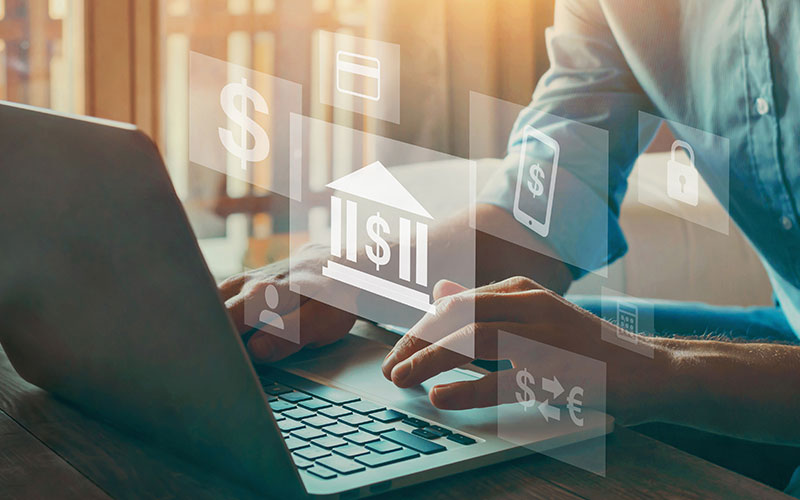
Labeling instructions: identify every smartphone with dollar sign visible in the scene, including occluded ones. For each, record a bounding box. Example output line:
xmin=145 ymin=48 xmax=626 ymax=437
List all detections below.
xmin=513 ymin=124 xmax=560 ymax=238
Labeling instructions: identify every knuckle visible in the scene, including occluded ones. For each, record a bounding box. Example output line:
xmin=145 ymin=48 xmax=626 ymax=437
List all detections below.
xmin=507 ymin=276 xmax=537 ymax=290
xmin=528 ymin=288 xmax=554 ymax=302
xmin=473 ymin=323 xmax=498 ymax=351
xmin=410 ymin=347 xmax=432 ymax=369
xmin=435 ymin=294 xmax=463 ymax=316
xmin=398 ymin=334 xmax=422 ymax=354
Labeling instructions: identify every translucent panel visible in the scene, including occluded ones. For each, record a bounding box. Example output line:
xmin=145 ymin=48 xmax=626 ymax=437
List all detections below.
xmin=161 ymin=0 xmax=369 ymax=279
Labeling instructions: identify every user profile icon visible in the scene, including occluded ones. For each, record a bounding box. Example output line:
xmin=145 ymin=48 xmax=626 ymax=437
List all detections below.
xmin=259 ymin=284 xmax=285 ymax=330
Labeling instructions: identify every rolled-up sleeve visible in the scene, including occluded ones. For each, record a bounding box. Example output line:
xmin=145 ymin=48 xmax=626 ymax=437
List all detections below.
xmin=478 ymin=0 xmax=657 ymax=278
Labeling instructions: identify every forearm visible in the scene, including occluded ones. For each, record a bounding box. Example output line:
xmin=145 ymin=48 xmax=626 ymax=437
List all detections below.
xmin=428 ymin=204 xmax=573 ymax=294
xmin=649 ymin=338 xmax=800 ymax=444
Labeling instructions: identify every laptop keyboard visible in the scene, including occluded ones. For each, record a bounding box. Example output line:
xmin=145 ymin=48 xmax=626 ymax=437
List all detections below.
xmin=258 ymin=374 xmax=478 ymax=481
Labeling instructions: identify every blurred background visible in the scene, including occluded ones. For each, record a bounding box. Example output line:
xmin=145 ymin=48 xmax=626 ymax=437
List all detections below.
xmin=0 ymin=0 xmax=772 ymax=306
xmin=0 ymin=0 xmax=554 ymax=271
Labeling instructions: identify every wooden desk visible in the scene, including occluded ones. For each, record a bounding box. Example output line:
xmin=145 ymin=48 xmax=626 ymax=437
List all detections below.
xmin=0 ymin=347 xmax=791 ymax=500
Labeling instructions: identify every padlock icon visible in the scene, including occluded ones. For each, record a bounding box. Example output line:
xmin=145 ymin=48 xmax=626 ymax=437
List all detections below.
xmin=666 ymin=140 xmax=699 ymax=206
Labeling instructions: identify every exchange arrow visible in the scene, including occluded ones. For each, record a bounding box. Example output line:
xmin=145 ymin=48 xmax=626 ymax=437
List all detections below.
xmin=542 ymin=376 xmax=564 ymax=399
xmin=537 ymin=400 xmax=561 ymax=422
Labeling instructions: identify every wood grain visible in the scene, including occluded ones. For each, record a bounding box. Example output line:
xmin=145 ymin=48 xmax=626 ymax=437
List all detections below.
xmin=0 ymin=410 xmax=110 ymax=500
xmin=0 ymin=349 xmax=261 ymax=500
xmin=0 ymin=345 xmax=793 ymax=499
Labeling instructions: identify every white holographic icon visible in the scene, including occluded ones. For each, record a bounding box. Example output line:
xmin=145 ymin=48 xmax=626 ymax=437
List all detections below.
xmin=615 ymin=301 xmax=639 ymax=344
xmin=666 ymin=140 xmax=699 ymax=206
xmin=513 ymin=124 xmax=560 ymax=238
xmin=218 ymin=77 xmax=270 ymax=171
xmin=259 ymin=284 xmax=284 ymax=330
xmin=323 ymin=161 xmax=433 ymax=313
xmin=336 ymin=50 xmax=381 ymax=102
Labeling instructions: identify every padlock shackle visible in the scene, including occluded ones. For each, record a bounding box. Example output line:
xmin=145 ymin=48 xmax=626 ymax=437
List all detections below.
xmin=671 ymin=140 xmax=695 ymax=165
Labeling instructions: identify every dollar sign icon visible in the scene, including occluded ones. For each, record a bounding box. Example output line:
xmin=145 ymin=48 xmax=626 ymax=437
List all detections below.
xmin=515 ymin=368 xmax=536 ymax=410
xmin=365 ymin=212 xmax=391 ymax=271
xmin=526 ymin=163 xmax=545 ymax=198
xmin=218 ymin=77 xmax=270 ymax=171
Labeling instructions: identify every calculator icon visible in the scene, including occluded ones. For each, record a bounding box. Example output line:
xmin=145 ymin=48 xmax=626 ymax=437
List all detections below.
xmin=616 ymin=302 xmax=639 ymax=344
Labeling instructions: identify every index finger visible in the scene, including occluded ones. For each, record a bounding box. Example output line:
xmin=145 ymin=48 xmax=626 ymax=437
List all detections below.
xmin=382 ymin=281 xmax=549 ymax=380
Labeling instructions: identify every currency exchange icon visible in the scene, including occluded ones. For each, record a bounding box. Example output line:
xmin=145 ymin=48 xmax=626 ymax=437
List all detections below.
xmin=218 ymin=77 xmax=270 ymax=171
xmin=514 ymin=368 xmax=583 ymax=425
xmin=513 ymin=124 xmax=560 ymax=238
xmin=322 ymin=160 xmax=434 ymax=313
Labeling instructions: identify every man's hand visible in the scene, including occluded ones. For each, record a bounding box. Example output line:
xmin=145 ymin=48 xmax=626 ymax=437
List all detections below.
xmin=219 ymin=245 xmax=357 ymax=363
xmin=381 ymin=277 xmax=662 ymax=425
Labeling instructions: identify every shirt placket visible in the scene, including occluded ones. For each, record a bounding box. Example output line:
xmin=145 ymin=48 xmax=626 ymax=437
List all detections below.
xmin=743 ymin=0 xmax=800 ymax=280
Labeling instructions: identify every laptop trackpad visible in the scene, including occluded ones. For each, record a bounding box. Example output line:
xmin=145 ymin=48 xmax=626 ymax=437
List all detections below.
xmin=274 ymin=333 xmax=481 ymax=410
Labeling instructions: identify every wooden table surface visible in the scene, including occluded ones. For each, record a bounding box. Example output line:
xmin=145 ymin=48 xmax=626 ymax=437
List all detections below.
xmin=0 ymin=346 xmax=792 ymax=500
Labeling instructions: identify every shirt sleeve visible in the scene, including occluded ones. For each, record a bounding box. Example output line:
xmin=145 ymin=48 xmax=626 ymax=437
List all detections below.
xmin=478 ymin=0 xmax=658 ymax=279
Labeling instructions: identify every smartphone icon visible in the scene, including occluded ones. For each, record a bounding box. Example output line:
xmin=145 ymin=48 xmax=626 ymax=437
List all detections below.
xmin=513 ymin=124 xmax=560 ymax=238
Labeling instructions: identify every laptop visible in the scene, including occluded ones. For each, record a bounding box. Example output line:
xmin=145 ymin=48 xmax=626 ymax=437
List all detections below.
xmin=0 ymin=101 xmax=612 ymax=498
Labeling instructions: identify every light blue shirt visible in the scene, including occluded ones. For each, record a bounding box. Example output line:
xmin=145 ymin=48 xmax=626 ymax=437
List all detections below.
xmin=480 ymin=0 xmax=800 ymax=341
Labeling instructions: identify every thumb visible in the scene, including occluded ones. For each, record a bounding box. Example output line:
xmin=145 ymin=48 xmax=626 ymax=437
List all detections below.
xmin=433 ymin=279 xmax=469 ymax=301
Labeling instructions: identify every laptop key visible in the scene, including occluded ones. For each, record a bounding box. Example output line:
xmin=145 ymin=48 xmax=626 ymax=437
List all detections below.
xmin=298 ymin=398 xmax=332 ymax=411
xmin=319 ymin=406 xmax=351 ymax=419
xmin=426 ymin=425 xmax=452 ymax=437
xmin=305 ymin=415 xmax=337 ymax=428
xmin=402 ymin=417 xmax=429 ymax=428
xmin=280 ymin=391 xmax=313 ymax=403
xmin=269 ymin=400 xmax=295 ymax=413
xmin=383 ymin=430 xmax=446 ymax=455
xmin=295 ymin=446 xmax=331 ymax=461
xmin=365 ymin=440 xmax=401 ymax=454
xmin=292 ymin=454 xmax=314 ymax=469
xmin=447 ymin=433 xmax=477 ymax=445
xmin=284 ymin=408 xmax=315 ymax=421
xmin=277 ymin=419 xmax=304 ymax=433
xmin=325 ymin=423 xmax=358 ymax=437
xmin=355 ymin=448 xmax=420 ymax=468
xmin=263 ymin=383 xmax=293 ymax=396
xmin=361 ymin=422 xmax=393 ymax=435
xmin=317 ymin=455 xmax=366 ymax=475
xmin=334 ymin=444 xmax=369 ymax=459
xmin=344 ymin=431 xmax=379 ymax=446
xmin=412 ymin=428 xmax=440 ymax=440
xmin=292 ymin=427 xmax=326 ymax=441
xmin=307 ymin=466 xmax=337 ymax=480
xmin=293 ymin=383 xmax=361 ymax=405
xmin=344 ymin=401 xmax=385 ymax=415
xmin=284 ymin=437 xmax=311 ymax=451
xmin=340 ymin=414 xmax=372 ymax=427
xmin=313 ymin=436 xmax=347 ymax=449
xmin=370 ymin=409 xmax=407 ymax=423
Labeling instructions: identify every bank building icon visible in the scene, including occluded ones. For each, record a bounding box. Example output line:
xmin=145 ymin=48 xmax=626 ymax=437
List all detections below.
xmin=323 ymin=161 xmax=434 ymax=313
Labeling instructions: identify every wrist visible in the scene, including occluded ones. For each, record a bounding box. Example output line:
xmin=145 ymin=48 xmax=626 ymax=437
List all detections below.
xmin=642 ymin=338 xmax=691 ymax=424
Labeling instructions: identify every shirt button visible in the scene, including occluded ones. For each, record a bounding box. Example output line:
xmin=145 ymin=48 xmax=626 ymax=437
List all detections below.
xmin=756 ymin=97 xmax=770 ymax=115
xmin=781 ymin=215 xmax=793 ymax=231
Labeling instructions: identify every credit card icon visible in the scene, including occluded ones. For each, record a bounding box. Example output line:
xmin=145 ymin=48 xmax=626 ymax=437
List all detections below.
xmin=336 ymin=50 xmax=381 ymax=102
